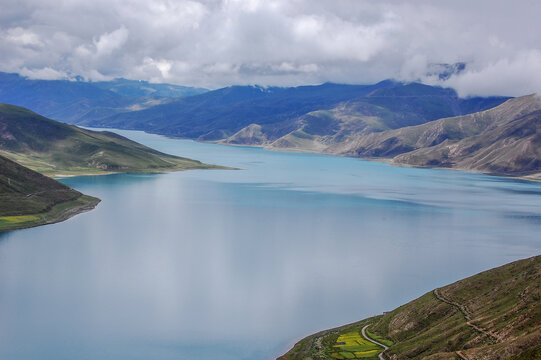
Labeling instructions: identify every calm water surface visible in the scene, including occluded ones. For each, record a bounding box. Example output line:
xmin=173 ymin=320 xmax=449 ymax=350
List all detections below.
xmin=1 ymin=129 xmax=540 ymax=360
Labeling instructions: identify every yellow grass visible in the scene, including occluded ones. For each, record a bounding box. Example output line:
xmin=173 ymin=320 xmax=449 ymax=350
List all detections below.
xmin=0 ymin=215 xmax=40 ymax=223
xmin=332 ymin=331 xmax=381 ymax=359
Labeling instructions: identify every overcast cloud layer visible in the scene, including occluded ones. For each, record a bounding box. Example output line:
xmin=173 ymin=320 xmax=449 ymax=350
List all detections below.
xmin=1 ymin=0 xmax=540 ymax=96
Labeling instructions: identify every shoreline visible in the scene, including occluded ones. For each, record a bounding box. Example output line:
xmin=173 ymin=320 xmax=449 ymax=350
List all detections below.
xmin=277 ymin=317 xmax=380 ymax=360
xmin=89 ymin=127 xmax=540 ymax=183
xmin=210 ymin=140 xmax=541 ymax=184
xmin=49 ymin=164 xmax=234 ymax=179
xmin=0 ymin=195 xmax=101 ymax=232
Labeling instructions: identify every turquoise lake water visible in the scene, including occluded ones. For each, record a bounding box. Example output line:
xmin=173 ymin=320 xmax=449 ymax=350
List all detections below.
xmin=0 ymin=129 xmax=540 ymax=359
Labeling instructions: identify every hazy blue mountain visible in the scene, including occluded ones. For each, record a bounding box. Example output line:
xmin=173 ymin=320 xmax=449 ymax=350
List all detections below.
xmin=0 ymin=72 xmax=121 ymax=112
xmin=0 ymin=72 xmax=516 ymax=177
xmin=81 ymin=80 xmax=508 ymax=144
xmin=91 ymin=78 xmax=207 ymax=97
xmin=0 ymin=73 xmax=507 ymax=145
xmin=0 ymin=72 xmax=206 ymax=123
xmin=80 ymin=80 xmax=474 ymax=140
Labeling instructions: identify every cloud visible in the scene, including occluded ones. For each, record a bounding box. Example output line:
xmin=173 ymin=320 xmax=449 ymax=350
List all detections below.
xmin=5 ymin=27 xmax=42 ymax=47
xmin=0 ymin=0 xmax=539 ymax=96
xmin=18 ymin=66 xmax=67 ymax=80
xmin=433 ymin=50 xmax=541 ymax=97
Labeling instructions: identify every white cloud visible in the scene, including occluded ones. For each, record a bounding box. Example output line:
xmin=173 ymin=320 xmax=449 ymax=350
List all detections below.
xmin=441 ymin=50 xmax=541 ymax=97
xmin=5 ymin=27 xmax=42 ymax=46
xmin=0 ymin=0 xmax=539 ymax=95
xmin=18 ymin=66 xmax=67 ymax=80
xmin=94 ymin=27 xmax=129 ymax=57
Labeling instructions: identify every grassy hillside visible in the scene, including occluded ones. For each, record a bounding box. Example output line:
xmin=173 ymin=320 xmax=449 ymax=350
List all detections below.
xmin=0 ymin=154 xmax=99 ymax=231
xmin=0 ymin=103 xmax=222 ymax=176
xmin=279 ymin=255 xmax=541 ymax=360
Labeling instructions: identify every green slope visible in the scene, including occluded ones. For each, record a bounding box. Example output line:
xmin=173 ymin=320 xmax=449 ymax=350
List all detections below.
xmin=0 ymin=154 xmax=99 ymax=231
xmin=280 ymin=255 xmax=541 ymax=360
xmin=0 ymin=103 xmax=222 ymax=175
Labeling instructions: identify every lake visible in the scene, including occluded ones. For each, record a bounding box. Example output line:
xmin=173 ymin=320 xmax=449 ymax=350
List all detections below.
xmin=1 ymin=129 xmax=540 ymax=360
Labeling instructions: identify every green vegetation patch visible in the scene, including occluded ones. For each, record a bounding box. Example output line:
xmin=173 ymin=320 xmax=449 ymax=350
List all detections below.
xmin=279 ymin=317 xmax=381 ymax=360
xmin=354 ymin=350 xmax=380 ymax=358
xmin=331 ymin=331 xmax=381 ymax=359
xmin=365 ymin=328 xmax=393 ymax=347
xmin=334 ymin=331 xmax=380 ymax=352
xmin=339 ymin=351 xmax=355 ymax=359
xmin=0 ymin=215 xmax=40 ymax=223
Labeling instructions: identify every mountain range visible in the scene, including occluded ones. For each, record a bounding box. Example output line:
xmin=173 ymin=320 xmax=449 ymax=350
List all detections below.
xmin=0 ymin=72 xmax=207 ymax=124
xmin=73 ymin=81 xmax=508 ymax=142
xmin=1 ymin=72 xmax=539 ymax=179
xmin=268 ymin=94 xmax=541 ymax=179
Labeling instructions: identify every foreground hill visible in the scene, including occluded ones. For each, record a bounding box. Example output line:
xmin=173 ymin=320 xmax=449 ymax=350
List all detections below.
xmin=0 ymin=154 xmax=99 ymax=231
xmin=280 ymin=255 xmax=541 ymax=360
xmin=324 ymin=94 xmax=540 ymax=178
xmin=0 ymin=103 xmax=220 ymax=176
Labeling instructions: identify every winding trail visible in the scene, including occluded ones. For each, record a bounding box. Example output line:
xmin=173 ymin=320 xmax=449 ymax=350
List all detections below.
xmin=433 ymin=288 xmax=502 ymax=360
xmin=433 ymin=289 xmax=501 ymax=343
xmin=361 ymin=325 xmax=388 ymax=360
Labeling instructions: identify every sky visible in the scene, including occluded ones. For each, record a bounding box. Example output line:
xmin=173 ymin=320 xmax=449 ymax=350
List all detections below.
xmin=1 ymin=0 xmax=540 ymax=96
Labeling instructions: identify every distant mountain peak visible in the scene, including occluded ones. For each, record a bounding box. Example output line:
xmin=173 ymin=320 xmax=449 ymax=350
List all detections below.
xmin=427 ymin=62 xmax=467 ymax=80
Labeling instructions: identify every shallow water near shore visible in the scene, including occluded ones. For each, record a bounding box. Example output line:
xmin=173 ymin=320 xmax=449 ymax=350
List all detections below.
xmin=0 ymin=129 xmax=540 ymax=360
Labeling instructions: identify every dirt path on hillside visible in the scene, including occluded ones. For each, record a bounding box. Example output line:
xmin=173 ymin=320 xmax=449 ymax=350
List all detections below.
xmin=361 ymin=325 xmax=388 ymax=360
xmin=433 ymin=289 xmax=501 ymax=344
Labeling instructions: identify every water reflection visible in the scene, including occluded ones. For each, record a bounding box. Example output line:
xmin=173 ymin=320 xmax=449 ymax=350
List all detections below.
xmin=0 ymin=131 xmax=540 ymax=360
